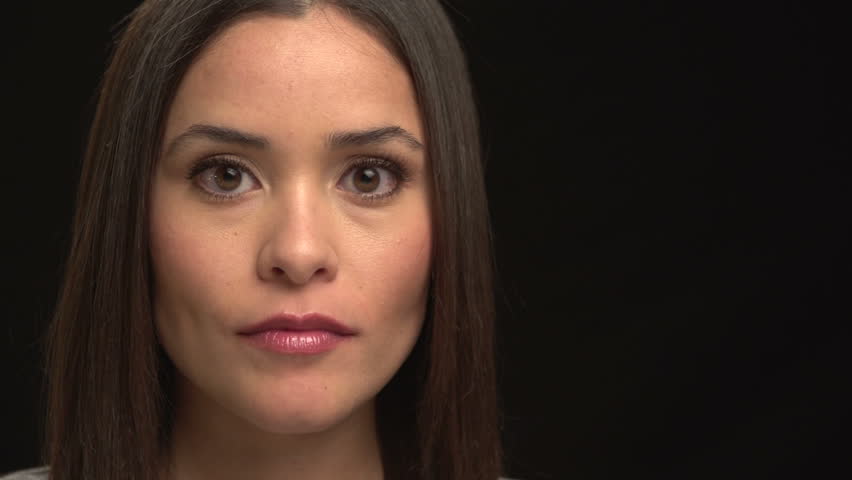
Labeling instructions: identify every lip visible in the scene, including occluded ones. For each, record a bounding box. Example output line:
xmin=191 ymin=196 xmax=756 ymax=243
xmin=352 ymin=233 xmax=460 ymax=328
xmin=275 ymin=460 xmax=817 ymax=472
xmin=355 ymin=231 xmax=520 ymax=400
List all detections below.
xmin=237 ymin=312 xmax=358 ymax=336
xmin=237 ymin=313 xmax=357 ymax=355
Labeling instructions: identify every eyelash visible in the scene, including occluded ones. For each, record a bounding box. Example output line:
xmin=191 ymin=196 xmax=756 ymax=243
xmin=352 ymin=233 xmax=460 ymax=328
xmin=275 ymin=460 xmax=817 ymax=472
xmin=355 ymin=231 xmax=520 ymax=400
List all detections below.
xmin=345 ymin=155 xmax=412 ymax=202
xmin=184 ymin=154 xmax=413 ymax=203
xmin=185 ymin=156 xmax=257 ymax=202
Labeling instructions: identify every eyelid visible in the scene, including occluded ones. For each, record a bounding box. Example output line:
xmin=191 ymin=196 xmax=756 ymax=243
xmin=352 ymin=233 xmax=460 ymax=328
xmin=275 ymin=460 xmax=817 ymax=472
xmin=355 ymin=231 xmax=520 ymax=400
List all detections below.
xmin=185 ymin=155 xmax=257 ymax=180
xmin=338 ymin=154 xmax=413 ymax=202
xmin=184 ymin=153 xmax=415 ymax=203
xmin=186 ymin=155 xmax=261 ymax=201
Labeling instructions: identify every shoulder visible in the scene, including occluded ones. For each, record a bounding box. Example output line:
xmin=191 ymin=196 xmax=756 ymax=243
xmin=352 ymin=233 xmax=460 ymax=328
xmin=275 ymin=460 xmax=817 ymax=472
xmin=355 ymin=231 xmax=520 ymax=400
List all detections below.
xmin=0 ymin=466 xmax=49 ymax=480
xmin=1 ymin=467 xmax=516 ymax=480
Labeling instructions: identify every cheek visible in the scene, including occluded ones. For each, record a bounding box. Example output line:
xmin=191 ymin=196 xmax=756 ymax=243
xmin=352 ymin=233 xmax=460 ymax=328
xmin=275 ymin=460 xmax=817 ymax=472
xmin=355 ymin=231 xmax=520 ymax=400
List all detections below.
xmin=347 ymin=213 xmax=433 ymax=326
xmin=339 ymin=214 xmax=431 ymax=387
xmin=385 ymin=232 xmax=431 ymax=303
xmin=148 ymin=194 xmax=247 ymax=337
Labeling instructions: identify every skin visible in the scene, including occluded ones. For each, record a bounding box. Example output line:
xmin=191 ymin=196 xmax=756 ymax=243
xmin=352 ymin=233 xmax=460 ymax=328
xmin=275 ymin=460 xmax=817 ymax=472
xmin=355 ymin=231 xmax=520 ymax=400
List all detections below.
xmin=149 ymin=7 xmax=431 ymax=480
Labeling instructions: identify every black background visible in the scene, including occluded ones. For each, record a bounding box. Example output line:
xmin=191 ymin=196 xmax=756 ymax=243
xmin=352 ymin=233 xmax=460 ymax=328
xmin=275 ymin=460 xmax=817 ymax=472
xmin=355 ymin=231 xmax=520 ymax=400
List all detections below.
xmin=2 ymin=1 xmax=849 ymax=479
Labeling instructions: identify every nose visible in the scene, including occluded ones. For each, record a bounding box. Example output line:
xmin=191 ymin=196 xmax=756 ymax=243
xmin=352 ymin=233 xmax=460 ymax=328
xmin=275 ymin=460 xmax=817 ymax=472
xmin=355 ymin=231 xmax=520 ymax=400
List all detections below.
xmin=256 ymin=186 xmax=338 ymax=286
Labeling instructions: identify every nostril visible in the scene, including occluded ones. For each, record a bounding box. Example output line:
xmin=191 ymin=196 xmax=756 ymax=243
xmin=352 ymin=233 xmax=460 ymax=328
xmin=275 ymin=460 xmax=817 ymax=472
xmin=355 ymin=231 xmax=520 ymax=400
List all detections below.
xmin=272 ymin=267 xmax=285 ymax=275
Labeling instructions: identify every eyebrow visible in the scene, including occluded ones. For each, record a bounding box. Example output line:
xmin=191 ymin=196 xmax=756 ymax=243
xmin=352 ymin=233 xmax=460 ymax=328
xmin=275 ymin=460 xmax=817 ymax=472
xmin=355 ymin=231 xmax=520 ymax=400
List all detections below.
xmin=165 ymin=123 xmax=423 ymax=156
xmin=165 ymin=124 xmax=269 ymax=156
xmin=326 ymin=125 xmax=424 ymax=151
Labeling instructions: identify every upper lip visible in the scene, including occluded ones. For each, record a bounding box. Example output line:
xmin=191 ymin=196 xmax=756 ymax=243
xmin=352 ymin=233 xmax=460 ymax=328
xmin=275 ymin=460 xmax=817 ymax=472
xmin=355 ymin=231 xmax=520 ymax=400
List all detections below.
xmin=237 ymin=313 xmax=357 ymax=336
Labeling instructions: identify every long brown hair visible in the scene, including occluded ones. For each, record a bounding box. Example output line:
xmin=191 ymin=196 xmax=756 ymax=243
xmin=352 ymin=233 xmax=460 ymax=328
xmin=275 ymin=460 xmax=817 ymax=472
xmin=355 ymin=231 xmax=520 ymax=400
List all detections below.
xmin=44 ymin=1 xmax=501 ymax=479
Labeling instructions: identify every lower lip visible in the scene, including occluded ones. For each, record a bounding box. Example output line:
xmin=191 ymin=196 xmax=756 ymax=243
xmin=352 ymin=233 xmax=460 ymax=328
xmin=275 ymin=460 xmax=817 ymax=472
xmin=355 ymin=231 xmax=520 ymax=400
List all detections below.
xmin=240 ymin=330 xmax=350 ymax=355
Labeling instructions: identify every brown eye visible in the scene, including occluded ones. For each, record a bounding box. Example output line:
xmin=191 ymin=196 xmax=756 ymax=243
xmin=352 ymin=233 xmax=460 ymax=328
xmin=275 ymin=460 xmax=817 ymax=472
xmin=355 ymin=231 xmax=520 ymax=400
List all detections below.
xmin=213 ymin=165 xmax=243 ymax=191
xmin=191 ymin=157 xmax=260 ymax=200
xmin=353 ymin=167 xmax=380 ymax=193
xmin=338 ymin=160 xmax=401 ymax=200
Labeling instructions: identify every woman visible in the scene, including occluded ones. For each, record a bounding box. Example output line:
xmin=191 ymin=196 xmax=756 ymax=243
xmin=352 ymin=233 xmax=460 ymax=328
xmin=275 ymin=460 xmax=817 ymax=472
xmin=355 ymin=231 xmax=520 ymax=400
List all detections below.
xmin=3 ymin=0 xmax=505 ymax=479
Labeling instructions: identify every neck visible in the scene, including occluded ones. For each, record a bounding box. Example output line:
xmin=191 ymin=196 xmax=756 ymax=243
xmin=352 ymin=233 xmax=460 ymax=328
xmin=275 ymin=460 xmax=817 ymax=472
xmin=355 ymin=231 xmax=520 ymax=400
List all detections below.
xmin=163 ymin=378 xmax=384 ymax=480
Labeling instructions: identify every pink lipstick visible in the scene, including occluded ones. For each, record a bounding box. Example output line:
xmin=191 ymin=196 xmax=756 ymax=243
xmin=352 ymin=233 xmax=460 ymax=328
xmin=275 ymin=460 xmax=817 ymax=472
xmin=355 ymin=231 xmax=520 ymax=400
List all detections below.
xmin=237 ymin=313 xmax=356 ymax=355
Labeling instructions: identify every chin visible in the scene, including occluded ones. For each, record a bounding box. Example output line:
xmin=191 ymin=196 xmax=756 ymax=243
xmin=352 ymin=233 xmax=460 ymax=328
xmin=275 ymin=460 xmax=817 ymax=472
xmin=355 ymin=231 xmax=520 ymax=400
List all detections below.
xmin=240 ymin=392 xmax=365 ymax=435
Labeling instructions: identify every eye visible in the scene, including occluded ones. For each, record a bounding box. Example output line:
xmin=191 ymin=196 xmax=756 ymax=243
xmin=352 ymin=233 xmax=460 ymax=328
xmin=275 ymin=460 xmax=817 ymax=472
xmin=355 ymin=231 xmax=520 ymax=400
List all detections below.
xmin=338 ymin=157 xmax=408 ymax=201
xmin=187 ymin=156 xmax=260 ymax=200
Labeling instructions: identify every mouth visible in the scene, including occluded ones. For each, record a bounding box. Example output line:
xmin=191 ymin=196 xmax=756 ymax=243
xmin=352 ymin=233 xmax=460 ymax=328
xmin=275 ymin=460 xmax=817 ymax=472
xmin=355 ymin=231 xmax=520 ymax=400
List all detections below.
xmin=237 ymin=312 xmax=356 ymax=355
xmin=238 ymin=313 xmax=357 ymax=335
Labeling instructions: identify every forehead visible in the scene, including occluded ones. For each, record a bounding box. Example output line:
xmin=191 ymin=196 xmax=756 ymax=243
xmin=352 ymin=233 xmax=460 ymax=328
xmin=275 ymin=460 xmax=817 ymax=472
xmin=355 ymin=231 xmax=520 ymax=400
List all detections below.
xmin=164 ymin=7 xmax=422 ymax=147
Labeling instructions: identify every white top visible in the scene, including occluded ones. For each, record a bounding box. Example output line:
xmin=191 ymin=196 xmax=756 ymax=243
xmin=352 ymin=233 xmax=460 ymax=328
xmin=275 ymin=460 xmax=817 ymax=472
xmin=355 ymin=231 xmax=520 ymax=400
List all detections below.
xmin=0 ymin=467 xmax=49 ymax=480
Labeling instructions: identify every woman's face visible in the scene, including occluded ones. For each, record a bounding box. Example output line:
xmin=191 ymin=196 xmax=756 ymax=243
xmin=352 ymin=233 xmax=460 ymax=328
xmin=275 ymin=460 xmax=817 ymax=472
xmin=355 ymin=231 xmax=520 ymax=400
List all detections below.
xmin=149 ymin=9 xmax=431 ymax=435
